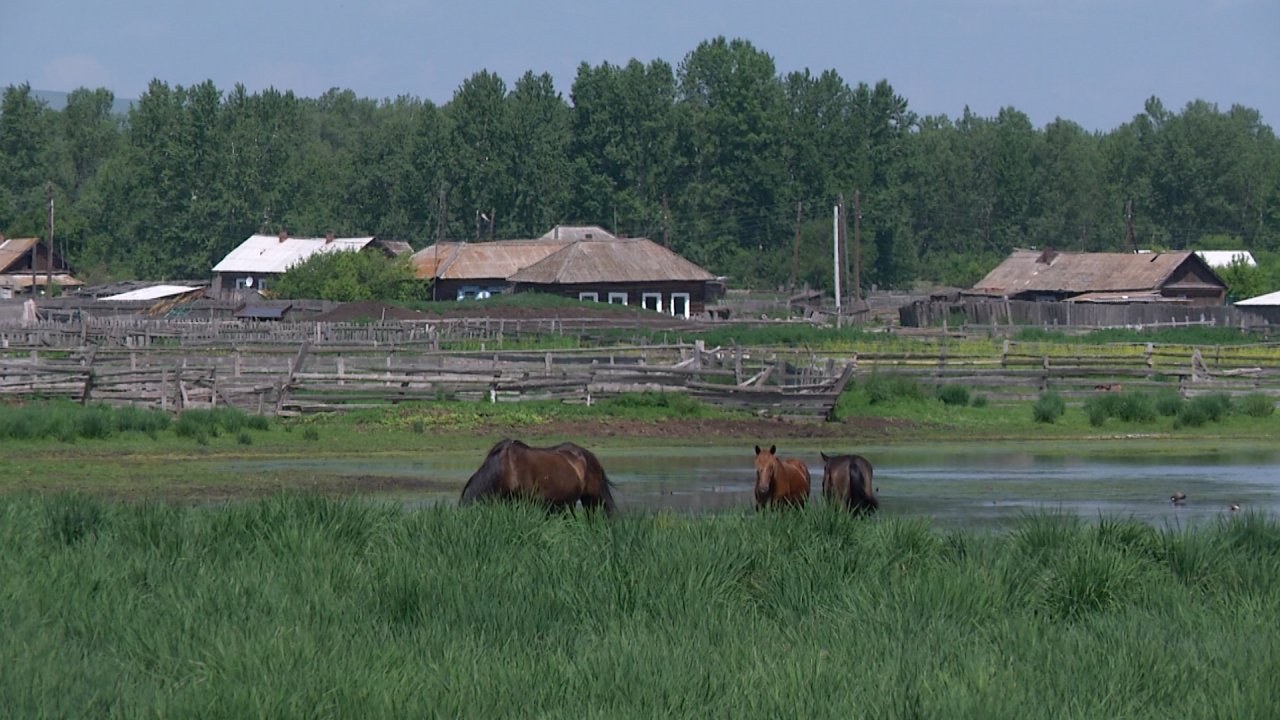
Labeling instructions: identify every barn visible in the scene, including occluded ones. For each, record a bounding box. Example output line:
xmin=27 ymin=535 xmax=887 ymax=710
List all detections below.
xmin=970 ymin=248 xmax=1227 ymax=306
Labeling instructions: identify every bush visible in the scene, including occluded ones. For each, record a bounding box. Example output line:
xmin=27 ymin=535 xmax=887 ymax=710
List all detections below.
xmin=971 ymin=395 xmax=989 ymax=408
xmin=936 ymin=384 xmax=971 ymax=407
xmin=1154 ymin=390 xmax=1184 ymax=417
xmin=1175 ymin=394 xmax=1232 ymax=428
xmin=1236 ymin=393 xmax=1274 ymax=418
xmin=1084 ymin=392 xmax=1156 ymax=426
xmin=862 ymin=374 xmax=927 ymax=405
xmin=1033 ymin=391 xmax=1066 ymax=423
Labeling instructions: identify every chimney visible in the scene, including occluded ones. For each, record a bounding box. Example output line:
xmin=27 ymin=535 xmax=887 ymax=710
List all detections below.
xmin=325 ymin=230 xmax=334 ymax=244
xmin=1036 ymin=246 xmax=1056 ymax=264
xmin=278 ymin=229 xmax=288 ymax=243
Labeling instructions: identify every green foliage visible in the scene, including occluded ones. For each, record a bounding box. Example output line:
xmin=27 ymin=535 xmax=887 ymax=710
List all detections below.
xmin=862 ymin=374 xmax=928 ymax=404
xmin=272 ymin=251 xmax=428 ymax=302
xmin=935 ymin=384 xmax=972 ymax=406
xmin=1237 ymin=393 xmax=1276 ymax=418
xmin=1154 ymin=390 xmax=1185 ymax=417
xmin=0 ymin=401 xmax=174 ymax=442
xmin=2 ymin=497 xmax=1279 ymax=716
xmin=1084 ymin=392 xmax=1156 ymax=427
xmin=1174 ymin=394 xmax=1233 ymax=428
xmin=1032 ymin=391 xmax=1066 ymax=423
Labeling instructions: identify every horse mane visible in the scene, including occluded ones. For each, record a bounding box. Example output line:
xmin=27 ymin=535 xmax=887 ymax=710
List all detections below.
xmin=460 ymin=438 xmax=519 ymax=503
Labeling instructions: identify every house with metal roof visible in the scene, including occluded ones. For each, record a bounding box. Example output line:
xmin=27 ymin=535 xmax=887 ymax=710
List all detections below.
xmin=411 ymin=226 xmax=722 ymax=317
xmin=1195 ymin=250 xmax=1256 ymax=269
xmin=211 ymin=230 xmax=410 ymax=299
xmin=0 ymin=233 xmax=83 ymax=297
xmin=969 ymin=248 xmax=1227 ymax=306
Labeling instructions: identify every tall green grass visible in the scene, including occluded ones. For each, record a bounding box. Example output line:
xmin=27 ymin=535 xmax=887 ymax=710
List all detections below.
xmin=0 ymin=401 xmax=271 ymax=444
xmin=1 ymin=495 xmax=1276 ymax=717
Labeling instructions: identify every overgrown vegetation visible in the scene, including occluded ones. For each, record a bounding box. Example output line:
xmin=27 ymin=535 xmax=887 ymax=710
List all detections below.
xmin=1033 ymin=391 xmax=1066 ymax=423
xmin=0 ymin=401 xmax=269 ymax=444
xmin=1 ymin=496 xmax=1276 ymax=717
xmin=272 ymin=251 xmax=428 ymax=302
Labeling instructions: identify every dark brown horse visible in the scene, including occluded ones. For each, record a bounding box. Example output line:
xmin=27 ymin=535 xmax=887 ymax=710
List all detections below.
xmin=753 ymin=444 xmax=810 ymax=509
xmin=820 ymin=452 xmax=878 ymax=514
xmin=460 ymin=439 xmax=617 ymax=515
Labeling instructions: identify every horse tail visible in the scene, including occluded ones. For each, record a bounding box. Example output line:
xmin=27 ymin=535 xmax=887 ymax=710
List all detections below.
xmin=460 ymin=439 xmax=511 ymax=505
xmin=588 ymin=451 xmax=618 ymax=517
xmin=847 ymin=456 xmax=878 ymax=514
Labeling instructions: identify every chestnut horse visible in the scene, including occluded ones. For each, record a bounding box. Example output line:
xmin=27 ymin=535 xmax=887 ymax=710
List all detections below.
xmin=460 ymin=439 xmax=616 ymax=516
xmin=820 ymin=452 xmax=878 ymax=514
xmin=753 ymin=444 xmax=810 ymax=509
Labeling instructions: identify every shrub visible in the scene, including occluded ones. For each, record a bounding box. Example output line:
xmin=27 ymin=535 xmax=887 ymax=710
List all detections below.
xmin=1175 ymin=394 xmax=1232 ymax=428
xmin=971 ymin=395 xmax=989 ymax=408
xmin=1154 ymin=390 xmax=1184 ymax=417
xmin=1084 ymin=392 xmax=1155 ymax=426
xmin=936 ymin=384 xmax=971 ymax=407
xmin=1033 ymin=391 xmax=1065 ymax=424
xmin=1236 ymin=393 xmax=1274 ymax=418
xmin=862 ymin=374 xmax=927 ymax=405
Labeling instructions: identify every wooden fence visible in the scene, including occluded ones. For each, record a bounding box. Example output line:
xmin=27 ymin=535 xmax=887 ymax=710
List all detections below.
xmin=3 ymin=336 xmax=1277 ymax=418
xmin=900 ymin=297 xmax=1275 ymax=332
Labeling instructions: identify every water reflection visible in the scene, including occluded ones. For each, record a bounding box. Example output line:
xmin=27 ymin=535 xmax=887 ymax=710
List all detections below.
xmin=220 ymin=442 xmax=1280 ymax=529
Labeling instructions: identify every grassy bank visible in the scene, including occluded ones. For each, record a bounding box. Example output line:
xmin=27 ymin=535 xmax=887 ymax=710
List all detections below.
xmin=1 ymin=494 xmax=1276 ymax=717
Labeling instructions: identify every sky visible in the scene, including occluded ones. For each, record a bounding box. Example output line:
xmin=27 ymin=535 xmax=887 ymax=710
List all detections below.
xmin=2 ymin=0 xmax=1276 ymax=132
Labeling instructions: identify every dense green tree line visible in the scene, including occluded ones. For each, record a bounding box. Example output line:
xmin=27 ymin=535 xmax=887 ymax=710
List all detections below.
xmin=2 ymin=37 xmax=1277 ymax=291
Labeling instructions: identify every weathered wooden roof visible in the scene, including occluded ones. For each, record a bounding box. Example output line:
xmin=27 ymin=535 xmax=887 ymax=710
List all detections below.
xmin=510 ymin=237 xmax=716 ymax=284
xmin=410 ymin=239 xmax=571 ymax=280
xmin=0 ymin=237 xmax=40 ymax=272
xmin=212 ymin=234 xmax=377 ymax=274
xmin=971 ymin=250 xmax=1220 ymax=295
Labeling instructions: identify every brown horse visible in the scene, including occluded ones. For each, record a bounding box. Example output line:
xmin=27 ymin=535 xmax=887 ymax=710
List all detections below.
xmin=753 ymin=444 xmax=810 ymax=509
xmin=460 ymin=439 xmax=616 ymax=516
xmin=820 ymin=452 xmax=878 ymax=514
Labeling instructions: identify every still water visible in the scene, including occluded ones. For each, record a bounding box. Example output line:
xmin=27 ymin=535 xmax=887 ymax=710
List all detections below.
xmin=225 ymin=441 xmax=1280 ymax=530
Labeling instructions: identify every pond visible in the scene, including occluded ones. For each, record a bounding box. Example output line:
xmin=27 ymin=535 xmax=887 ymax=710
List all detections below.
xmin=220 ymin=440 xmax=1280 ymax=529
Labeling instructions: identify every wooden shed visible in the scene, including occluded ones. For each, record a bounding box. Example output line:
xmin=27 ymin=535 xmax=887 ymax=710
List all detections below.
xmin=970 ymin=249 xmax=1227 ymax=306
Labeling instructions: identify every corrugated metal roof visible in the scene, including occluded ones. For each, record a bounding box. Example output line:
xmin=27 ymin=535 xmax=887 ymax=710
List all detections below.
xmin=537 ymin=225 xmax=616 ymax=242
xmin=1237 ymin=290 xmax=1280 ymax=306
xmin=971 ymin=250 xmax=1207 ymax=295
xmin=101 ymin=284 xmax=204 ymax=301
xmin=510 ymin=237 xmax=716 ymax=284
xmin=236 ymin=302 xmax=292 ymax=319
xmin=411 ymin=240 xmax=570 ymax=280
xmin=0 ymin=237 xmax=39 ymax=272
xmin=1195 ymin=250 xmax=1256 ymax=268
xmin=212 ymin=234 xmax=376 ymax=274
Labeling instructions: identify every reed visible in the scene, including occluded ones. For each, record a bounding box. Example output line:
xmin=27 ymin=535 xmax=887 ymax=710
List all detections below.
xmin=1 ymin=496 xmax=1276 ymax=717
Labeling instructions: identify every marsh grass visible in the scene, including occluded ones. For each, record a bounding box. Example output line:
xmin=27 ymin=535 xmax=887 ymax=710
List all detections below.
xmin=1 ymin=495 xmax=1276 ymax=718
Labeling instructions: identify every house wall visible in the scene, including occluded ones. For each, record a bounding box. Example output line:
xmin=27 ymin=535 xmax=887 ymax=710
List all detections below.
xmin=214 ymin=272 xmax=280 ymax=300
xmin=1160 ymin=263 xmax=1227 ymax=305
xmin=514 ymin=281 xmax=718 ymax=317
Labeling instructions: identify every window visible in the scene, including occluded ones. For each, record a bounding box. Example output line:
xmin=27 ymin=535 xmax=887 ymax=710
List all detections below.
xmin=641 ymin=293 xmax=662 ymax=312
xmin=578 ymin=292 xmax=599 ymax=302
xmin=607 ymin=292 xmax=628 ymax=305
xmin=670 ymin=293 xmax=690 ymax=318
xmin=235 ymin=277 xmax=254 ymax=290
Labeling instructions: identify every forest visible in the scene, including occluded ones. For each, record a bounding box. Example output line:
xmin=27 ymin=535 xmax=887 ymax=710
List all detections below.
xmin=1 ymin=37 xmax=1277 ymax=293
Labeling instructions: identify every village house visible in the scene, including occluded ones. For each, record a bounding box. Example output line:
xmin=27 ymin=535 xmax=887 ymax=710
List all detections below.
xmin=969 ymin=248 xmax=1227 ymax=306
xmin=411 ymin=226 xmax=722 ymax=318
xmin=0 ymin=233 xmax=83 ymax=297
xmin=210 ymin=230 xmax=411 ymax=300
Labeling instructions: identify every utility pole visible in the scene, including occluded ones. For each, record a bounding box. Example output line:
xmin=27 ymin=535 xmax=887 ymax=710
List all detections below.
xmin=839 ymin=193 xmax=850 ymax=310
xmin=436 ymin=188 xmax=447 ymax=243
xmin=852 ymin=190 xmax=862 ymax=305
xmin=46 ymin=182 xmax=54 ymax=294
xmin=832 ymin=204 xmax=841 ymax=317
xmin=662 ymin=194 xmax=670 ymax=248
xmin=1125 ymin=200 xmax=1135 ymax=252
xmin=788 ymin=201 xmax=802 ymax=293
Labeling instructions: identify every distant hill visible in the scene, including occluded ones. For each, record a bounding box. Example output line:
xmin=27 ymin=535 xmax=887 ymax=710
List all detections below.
xmin=32 ymin=89 xmax=135 ymax=116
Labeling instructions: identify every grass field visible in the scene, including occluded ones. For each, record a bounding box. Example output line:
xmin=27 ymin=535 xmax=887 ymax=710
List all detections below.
xmin=2 ymin=495 xmax=1277 ymax=717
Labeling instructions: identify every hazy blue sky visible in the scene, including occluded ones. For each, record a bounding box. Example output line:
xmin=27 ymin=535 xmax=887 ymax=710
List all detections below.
xmin=3 ymin=0 xmax=1276 ymax=132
